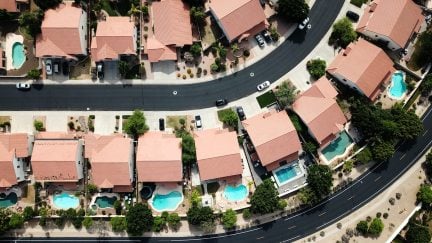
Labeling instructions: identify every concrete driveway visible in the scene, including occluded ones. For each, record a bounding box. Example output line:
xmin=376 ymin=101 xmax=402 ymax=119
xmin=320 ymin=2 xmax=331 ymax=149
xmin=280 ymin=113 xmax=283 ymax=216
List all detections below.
xmin=152 ymin=61 xmax=176 ymax=80
xmin=103 ymin=60 xmax=119 ymax=81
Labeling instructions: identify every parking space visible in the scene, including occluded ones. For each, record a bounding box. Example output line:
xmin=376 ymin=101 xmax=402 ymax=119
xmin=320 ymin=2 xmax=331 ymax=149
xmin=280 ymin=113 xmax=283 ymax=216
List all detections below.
xmin=44 ymin=58 xmax=70 ymax=81
xmin=102 ymin=60 xmax=119 ymax=81
xmin=151 ymin=61 xmax=176 ymax=80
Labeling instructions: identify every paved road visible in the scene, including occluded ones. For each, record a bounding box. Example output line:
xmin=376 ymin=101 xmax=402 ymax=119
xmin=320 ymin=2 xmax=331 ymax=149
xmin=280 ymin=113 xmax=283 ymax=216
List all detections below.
xmin=4 ymin=107 xmax=432 ymax=243
xmin=0 ymin=0 xmax=344 ymax=111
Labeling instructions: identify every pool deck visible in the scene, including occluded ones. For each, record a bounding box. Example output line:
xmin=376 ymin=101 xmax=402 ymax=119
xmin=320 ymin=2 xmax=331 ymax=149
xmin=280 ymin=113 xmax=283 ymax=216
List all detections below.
xmin=272 ymin=159 xmax=308 ymax=197
xmin=214 ymin=177 xmax=252 ymax=212
xmin=5 ymin=33 xmax=24 ymax=71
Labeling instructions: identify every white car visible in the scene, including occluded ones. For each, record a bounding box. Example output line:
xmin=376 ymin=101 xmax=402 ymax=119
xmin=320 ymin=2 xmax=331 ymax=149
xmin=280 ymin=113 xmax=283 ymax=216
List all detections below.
xmin=16 ymin=83 xmax=31 ymax=90
xmin=45 ymin=59 xmax=52 ymax=75
xmin=298 ymin=17 xmax=310 ymax=30
xmin=257 ymin=81 xmax=271 ymax=91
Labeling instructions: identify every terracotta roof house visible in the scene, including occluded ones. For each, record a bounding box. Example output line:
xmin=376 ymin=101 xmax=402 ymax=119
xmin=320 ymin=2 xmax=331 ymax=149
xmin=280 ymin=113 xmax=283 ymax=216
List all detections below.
xmin=31 ymin=139 xmax=84 ymax=188
xmin=147 ymin=0 xmax=192 ymax=62
xmin=194 ymin=129 xmax=243 ymax=182
xmin=357 ymin=0 xmax=424 ymax=50
xmin=85 ymin=135 xmax=134 ymax=192
xmin=293 ymin=77 xmax=347 ymax=147
xmin=36 ymin=2 xmax=87 ymax=60
xmin=91 ymin=16 xmax=137 ymax=62
xmin=209 ymin=0 xmax=267 ymax=43
xmin=136 ymin=132 xmax=182 ymax=184
xmin=327 ymin=38 xmax=395 ymax=101
xmin=0 ymin=0 xmax=28 ymax=12
xmin=242 ymin=110 xmax=302 ymax=172
xmin=0 ymin=133 xmax=32 ymax=189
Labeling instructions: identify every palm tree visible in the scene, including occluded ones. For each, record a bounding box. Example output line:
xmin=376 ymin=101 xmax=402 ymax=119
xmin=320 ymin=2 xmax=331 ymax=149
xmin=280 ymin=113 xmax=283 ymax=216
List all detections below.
xmin=128 ymin=4 xmax=141 ymax=19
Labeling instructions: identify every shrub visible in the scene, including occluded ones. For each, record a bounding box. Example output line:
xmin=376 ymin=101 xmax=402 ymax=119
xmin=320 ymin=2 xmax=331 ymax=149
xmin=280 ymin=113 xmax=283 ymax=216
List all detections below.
xmin=242 ymin=208 xmax=251 ymax=219
xmin=87 ymin=184 xmax=98 ymax=195
xmin=243 ymin=49 xmax=250 ymax=57
xmin=34 ymin=120 xmax=44 ymax=131
xmin=376 ymin=212 xmax=382 ymax=218
xmin=210 ymin=63 xmax=219 ymax=72
xmin=383 ymin=213 xmax=388 ymax=219
xmin=329 ymin=17 xmax=357 ymax=48
xmin=306 ymin=59 xmax=326 ymax=80
xmin=68 ymin=121 xmax=75 ymax=130
xmin=368 ymin=218 xmax=384 ymax=236
xmin=114 ymin=200 xmax=122 ymax=215
xmin=167 ymin=213 xmax=181 ymax=231
xmin=356 ymin=148 xmax=372 ymax=164
xmin=187 ymin=68 xmax=192 ymax=74
xmin=110 ymin=217 xmax=127 ymax=232
xmin=23 ymin=206 xmax=36 ymax=221
xmin=182 ymin=74 xmax=187 ymax=79
xmin=356 ymin=220 xmax=368 ymax=235
xmin=152 ymin=216 xmax=166 ymax=232
xmin=222 ymin=209 xmax=237 ymax=229
xmin=82 ymin=217 xmax=93 ymax=230
xmin=278 ymin=199 xmax=288 ymax=210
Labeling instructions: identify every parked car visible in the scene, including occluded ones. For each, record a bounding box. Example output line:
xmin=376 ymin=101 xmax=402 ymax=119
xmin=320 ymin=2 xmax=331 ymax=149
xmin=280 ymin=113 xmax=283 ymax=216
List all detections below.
xmin=195 ymin=115 xmax=202 ymax=128
xmin=45 ymin=59 xmax=52 ymax=75
xmin=16 ymin=83 xmax=31 ymax=90
xmin=261 ymin=30 xmax=272 ymax=43
xmin=254 ymin=34 xmax=265 ymax=47
xmin=257 ymin=80 xmax=271 ymax=91
xmin=159 ymin=118 xmax=165 ymax=131
xmin=97 ymin=62 xmax=104 ymax=79
xmin=53 ymin=62 xmax=59 ymax=74
xmin=62 ymin=62 xmax=69 ymax=76
xmin=346 ymin=11 xmax=359 ymax=22
xmin=215 ymin=99 xmax=228 ymax=107
xmin=298 ymin=17 xmax=310 ymax=30
xmin=236 ymin=106 xmax=246 ymax=121
xmin=91 ymin=67 xmax=97 ymax=80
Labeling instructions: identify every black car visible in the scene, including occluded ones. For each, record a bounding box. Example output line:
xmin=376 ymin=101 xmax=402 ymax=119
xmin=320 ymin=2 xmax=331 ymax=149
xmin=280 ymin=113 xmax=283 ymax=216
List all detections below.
xmin=159 ymin=118 xmax=165 ymax=131
xmin=236 ymin=106 xmax=246 ymax=121
xmin=195 ymin=115 xmax=202 ymax=128
xmin=215 ymin=99 xmax=228 ymax=107
xmin=62 ymin=62 xmax=69 ymax=76
xmin=346 ymin=11 xmax=359 ymax=22
xmin=261 ymin=30 xmax=272 ymax=43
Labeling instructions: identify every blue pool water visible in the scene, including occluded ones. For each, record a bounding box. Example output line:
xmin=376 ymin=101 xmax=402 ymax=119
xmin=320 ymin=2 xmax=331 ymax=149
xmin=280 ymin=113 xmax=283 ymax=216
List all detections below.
xmin=151 ymin=191 xmax=182 ymax=211
xmin=322 ymin=131 xmax=353 ymax=161
xmin=12 ymin=42 xmax=25 ymax=69
xmin=95 ymin=196 xmax=117 ymax=208
xmin=53 ymin=192 xmax=79 ymax=209
xmin=274 ymin=165 xmax=298 ymax=184
xmin=223 ymin=184 xmax=248 ymax=201
xmin=0 ymin=192 xmax=18 ymax=208
xmin=389 ymin=71 xmax=407 ymax=99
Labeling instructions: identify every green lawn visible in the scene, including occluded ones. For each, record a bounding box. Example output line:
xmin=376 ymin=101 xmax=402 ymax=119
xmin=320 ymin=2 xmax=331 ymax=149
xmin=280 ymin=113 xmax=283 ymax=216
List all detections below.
xmin=256 ymin=91 xmax=277 ymax=108
xmin=350 ymin=0 xmax=367 ymax=7
xmin=217 ymin=108 xmax=234 ymax=122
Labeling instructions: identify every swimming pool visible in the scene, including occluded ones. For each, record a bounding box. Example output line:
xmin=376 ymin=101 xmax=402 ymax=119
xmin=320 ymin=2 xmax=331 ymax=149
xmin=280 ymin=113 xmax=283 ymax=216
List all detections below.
xmin=0 ymin=192 xmax=18 ymax=208
xmin=388 ymin=71 xmax=407 ymax=99
xmin=53 ymin=192 xmax=79 ymax=209
xmin=12 ymin=42 xmax=25 ymax=69
xmin=321 ymin=131 xmax=353 ymax=161
xmin=223 ymin=184 xmax=248 ymax=201
xmin=274 ymin=164 xmax=301 ymax=186
xmin=95 ymin=196 xmax=117 ymax=208
xmin=151 ymin=191 xmax=183 ymax=212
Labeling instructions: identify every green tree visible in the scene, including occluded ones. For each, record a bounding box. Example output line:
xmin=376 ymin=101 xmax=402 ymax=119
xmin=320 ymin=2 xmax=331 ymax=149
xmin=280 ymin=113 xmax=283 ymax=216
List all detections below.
xmin=222 ymin=209 xmax=237 ymax=229
xmin=181 ymin=133 xmax=196 ymax=166
xmin=34 ymin=0 xmax=62 ymax=10
xmin=242 ymin=208 xmax=252 ymax=219
xmin=9 ymin=213 xmax=24 ymax=229
xmin=329 ymin=18 xmax=357 ymax=48
xmin=190 ymin=6 xmax=206 ymax=27
xmin=414 ymin=31 xmax=432 ymax=68
xmin=82 ymin=217 xmax=93 ymax=230
xmin=250 ymin=179 xmax=279 ymax=214
xmin=19 ymin=10 xmax=44 ymax=37
xmin=277 ymin=0 xmax=309 ymax=23
xmin=124 ymin=110 xmax=149 ymax=140
xmin=23 ymin=206 xmax=36 ymax=221
xmin=406 ymin=224 xmax=431 ymax=243
xmin=86 ymin=183 xmax=98 ymax=195
xmin=417 ymin=185 xmax=432 ymax=206
xmin=219 ymin=46 xmax=227 ymax=59
xmin=33 ymin=120 xmax=45 ymax=132
xmin=220 ymin=109 xmax=239 ymax=129
xmin=114 ymin=200 xmax=122 ymax=215
xmin=371 ymin=141 xmax=395 ymax=162
xmin=269 ymin=27 xmax=280 ymax=41
xmin=110 ymin=217 xmax=127 ymax=232
xmin=167 ymin=213 xmax=181 ymax=231
xmin=0 ymin=209 xmax=11 ymax=235
xmin=152 ymin=216 xmax=166 ymax=232
xmin=307 ymin=164 xmax=333 ymax=199
xmin=126 ymin=203 xmax=153 ymax=236
xmin=368 ymin=218 xmax=384 ymax=236
xmin=190 ymin=188 xmax=201 ymax=206
xmin=190 ymin=43 xmax=202 ymax=57
xmin=298 ymin=186 xmax=318 ymax=205
xmin=274 ymin=80 xmax=297 ymax=109
xmin=421 ymin=74 xmax=432 ymax=96
xmin=343 ymin=160 xmax=354 ymax=174
xmin=278 ymin=199 xmax=288 ymax=210
xmin=356 ymin=147 xmax=372 ymax=164
xmin=118 ymin=61 xmax=129 ymax=79
xmin=27 ymin=69 xmax=41 ymax=80
xmin=356 ymin=220 xmax=369 ymax=235
xmin=187 ymin=205 xmax=214 ymax=226
xmin=0 ymin=9 xmax=14 ymax=21
xmin=306 ymin=59 xmax=326 ymax=79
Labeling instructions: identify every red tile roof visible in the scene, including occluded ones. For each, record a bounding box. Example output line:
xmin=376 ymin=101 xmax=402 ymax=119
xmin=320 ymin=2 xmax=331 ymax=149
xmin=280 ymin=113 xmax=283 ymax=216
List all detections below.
xmin=0 ymin=133 xmax=29 ymax=188
xmin=209 ymin=0 xmax=267 ymax=42
xmin=146 ymin=37 xmax=177 ymax=62
xmin=0 ymin=0 xmax=17 ymax=12
xmin=357 ymin=0 xmax=424 ymax=48
xmin=327 ymin=39 xmax=395 ymax=100
xmin=136 ymin=132 xmax=182 ymax=183
xmin=0 ymin=133 xmax=29 ymax=158
xmin=194 ymin=129 xmax=242 ymax=181
xmin=242 ymin=110 xmax=301 ymax=167
xmin=293 ymin=77 xmax=347 ymax=146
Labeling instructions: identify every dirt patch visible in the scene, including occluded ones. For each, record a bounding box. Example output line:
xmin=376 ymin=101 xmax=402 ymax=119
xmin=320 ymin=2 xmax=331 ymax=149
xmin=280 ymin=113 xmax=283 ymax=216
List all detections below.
xmin=166 ymin=115 xmax=193 ymax=131
xmin=67 ymin=116 xmax=91 ymax=133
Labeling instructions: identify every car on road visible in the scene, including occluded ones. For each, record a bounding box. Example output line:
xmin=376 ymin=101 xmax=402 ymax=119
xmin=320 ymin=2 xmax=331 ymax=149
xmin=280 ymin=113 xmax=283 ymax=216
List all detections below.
xmin=195 ymin=115 xmax=202 ymax=128
xmin=298 ymin=17 xmax=310 ymax=30
xmin=254 ymin=34 xmax=265 ymax=47
xmin=215 ymin=99 xmax=228 ymax=107
xmin=261 ymin=30 xmax=272 ymax=43
xmin=346 ymin=11 xmax=359 ymax=22
xmin=236 ymin=106 xmax=246 ymax=121
xmin=159 ymin=118 xmax=165 ymax=131
xmin=257 ymin=80 xmax=271 ymax=91
xmin=16 ymin=83 xmax=31 ymax=90
xmin=45 ymin=59 xmax=52 ymax=75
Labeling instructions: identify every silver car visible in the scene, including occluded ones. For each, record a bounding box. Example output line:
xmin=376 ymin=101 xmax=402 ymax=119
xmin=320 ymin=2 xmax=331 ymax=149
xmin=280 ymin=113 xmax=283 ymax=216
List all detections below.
xmin=298 ymin=17 xmax=310 ymax=30
xmin=257 ymin=81 xmax=271 ymax=91
xmin=16 ymin=83 xmax=31 ymax=90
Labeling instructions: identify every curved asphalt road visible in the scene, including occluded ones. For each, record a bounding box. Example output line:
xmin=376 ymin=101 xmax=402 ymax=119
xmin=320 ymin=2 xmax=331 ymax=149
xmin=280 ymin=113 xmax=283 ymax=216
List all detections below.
xmin=0 ymin=0 xmax=344 ymax=111
xmin=4 ymin=107 xmax=432 ymax=243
